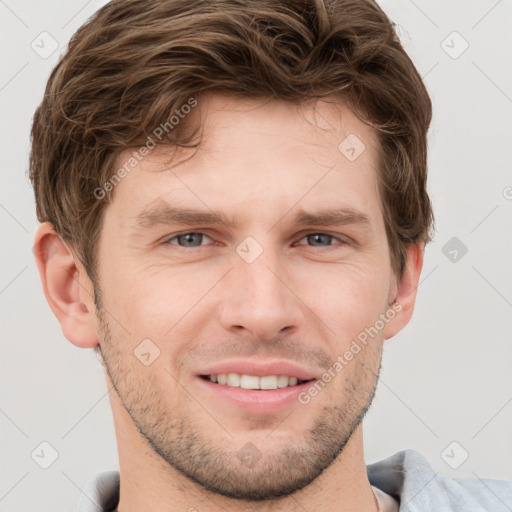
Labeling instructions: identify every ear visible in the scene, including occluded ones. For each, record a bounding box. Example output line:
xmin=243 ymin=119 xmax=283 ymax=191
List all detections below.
xmin=33 ymin=222 xmax=99 ymax=349
xmin=383 ymin=243 xmax=424 ymax=340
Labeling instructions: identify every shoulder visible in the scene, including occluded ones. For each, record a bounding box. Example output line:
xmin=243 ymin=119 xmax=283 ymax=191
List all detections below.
xmin=75 ymin=470 xmax=120 ymax=512
xmin=367 ymin=449 xmax=512 ymax=511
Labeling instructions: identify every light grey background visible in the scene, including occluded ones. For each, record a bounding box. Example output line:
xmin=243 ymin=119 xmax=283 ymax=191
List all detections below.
xmin=1 ymin=1 xmax=511 ymax=510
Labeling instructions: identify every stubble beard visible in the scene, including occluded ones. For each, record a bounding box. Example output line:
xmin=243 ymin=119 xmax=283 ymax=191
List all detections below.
xmin=94 ymin=286 xmax=382 ymax=502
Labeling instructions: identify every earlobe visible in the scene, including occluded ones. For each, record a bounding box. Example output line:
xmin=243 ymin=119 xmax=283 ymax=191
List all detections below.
xmin=33 ymin=223 xmax=99 ymax=349
xmin=383 ymin=243 xmax=425 ymax=340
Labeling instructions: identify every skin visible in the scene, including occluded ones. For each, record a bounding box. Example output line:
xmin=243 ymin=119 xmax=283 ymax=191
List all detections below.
xmin=34 ymin=93 xmax=424 ymax=512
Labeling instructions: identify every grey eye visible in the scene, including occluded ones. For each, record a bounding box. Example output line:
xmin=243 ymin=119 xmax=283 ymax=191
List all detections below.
xmin=168 ymin=233 xmax=210 ymax=247
xmin=305 ymin=234 xmax=334 ymax=246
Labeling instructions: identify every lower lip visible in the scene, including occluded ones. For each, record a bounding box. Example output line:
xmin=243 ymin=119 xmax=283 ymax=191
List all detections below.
xmin=196 ymin=377 xmax=316 ymax=414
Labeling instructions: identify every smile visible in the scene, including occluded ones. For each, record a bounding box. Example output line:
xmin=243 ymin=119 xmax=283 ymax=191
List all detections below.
xmin=200 ymin=373 xmax=312 ymax=390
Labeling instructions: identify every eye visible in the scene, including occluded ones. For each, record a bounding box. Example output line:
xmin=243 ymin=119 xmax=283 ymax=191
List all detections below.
xmin=165 ymin=232 xmax=213 ymax=248
xmin=295 ymin=233 xmax=347 ymax=247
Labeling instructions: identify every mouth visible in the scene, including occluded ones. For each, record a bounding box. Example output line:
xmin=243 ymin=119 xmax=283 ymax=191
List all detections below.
xmin=195 ymin=360 xmax=319 ymax=413
xmin=196 ymin=372 xmax=318 ymax=414
xmin=199 ymin=373 xmax=315 ymax=390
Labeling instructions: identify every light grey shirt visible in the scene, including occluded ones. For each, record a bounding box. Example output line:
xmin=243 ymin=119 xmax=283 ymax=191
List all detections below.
xmin=75 ymin=449 xmax=512 ymax=511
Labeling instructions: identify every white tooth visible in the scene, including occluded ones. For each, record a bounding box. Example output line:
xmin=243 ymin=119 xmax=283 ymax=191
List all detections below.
xmin=240 ymin=375 xmax=260 ymax=389
xmin=277 ymin=375 xmax=289 ymax=388
xmin=214 ymin=373 xmax=298 ymax=389
xmin=227 ymin=373 xmax=241 ymax=387
xmin=260 ymin=375 xmax=278 ymax=390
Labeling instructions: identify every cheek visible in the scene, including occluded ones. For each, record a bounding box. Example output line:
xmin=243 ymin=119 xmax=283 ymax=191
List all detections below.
xmin=102 ymin=262 xmax=218 ymax=344
xmin=99 ymin=236 xmax=391 ymax=351
xmin=295 ymin=260 xmax=390 ymax=335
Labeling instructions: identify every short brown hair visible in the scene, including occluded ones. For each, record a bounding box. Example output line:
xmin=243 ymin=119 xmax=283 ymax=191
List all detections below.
xmin=30 ymin=0 xmax=434 ymax=283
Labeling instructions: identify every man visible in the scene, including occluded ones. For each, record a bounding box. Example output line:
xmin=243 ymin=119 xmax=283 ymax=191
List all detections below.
xmin=30 ymin=0 xmax=511 ymax=511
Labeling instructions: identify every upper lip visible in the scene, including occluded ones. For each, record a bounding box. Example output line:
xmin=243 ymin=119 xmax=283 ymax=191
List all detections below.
xmin=197 ymin=359 xmax=318 ymax=380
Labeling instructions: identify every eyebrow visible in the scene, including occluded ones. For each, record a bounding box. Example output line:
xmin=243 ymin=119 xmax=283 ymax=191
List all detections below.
xmin=134 ymin=202 xmax=235 ymax=229
xmin=292 ymin=208 xmax=371 ymax=228
xmin=132 ymin=201 xmax=371 ymax=231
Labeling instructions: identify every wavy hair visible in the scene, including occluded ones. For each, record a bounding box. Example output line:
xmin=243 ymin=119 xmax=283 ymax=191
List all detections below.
xmin=29 ymin=0 xmax=434 ymax=282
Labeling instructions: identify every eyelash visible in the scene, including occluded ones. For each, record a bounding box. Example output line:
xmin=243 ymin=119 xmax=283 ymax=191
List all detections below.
xmin=163 ymin=231 xmax=349 ymax=249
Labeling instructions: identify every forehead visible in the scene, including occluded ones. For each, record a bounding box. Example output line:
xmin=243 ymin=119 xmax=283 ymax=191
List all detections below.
xmin=107 ymin=94 xmax=382 ymax=227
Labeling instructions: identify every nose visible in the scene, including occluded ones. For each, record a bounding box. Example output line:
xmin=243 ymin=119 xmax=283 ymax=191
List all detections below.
xmin=218 ymin=246 xmax=304 ymax=341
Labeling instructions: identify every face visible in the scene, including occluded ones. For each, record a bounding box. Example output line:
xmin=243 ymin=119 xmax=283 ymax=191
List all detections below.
xmin=94 ymin=94 xmax=399 ymax=500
